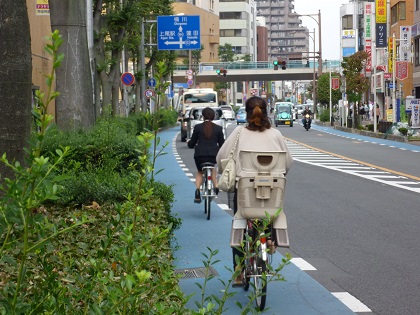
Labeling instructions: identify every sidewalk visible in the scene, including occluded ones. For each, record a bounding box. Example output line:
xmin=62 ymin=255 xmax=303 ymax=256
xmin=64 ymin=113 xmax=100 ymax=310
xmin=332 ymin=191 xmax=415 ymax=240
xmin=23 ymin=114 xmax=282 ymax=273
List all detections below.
xmin=153 ymin=126 xmax=357 ymax=315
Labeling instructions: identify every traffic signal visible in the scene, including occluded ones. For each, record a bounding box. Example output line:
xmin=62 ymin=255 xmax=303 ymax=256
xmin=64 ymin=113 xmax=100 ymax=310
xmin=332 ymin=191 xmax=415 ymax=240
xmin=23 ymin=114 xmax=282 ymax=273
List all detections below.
xmin=273 ymin=60 xmax=279 ymax=70
xmin=280 ymin=60 xmax=287 ymax=70
xmin=217 ymin=68 xmax=227 ymax=76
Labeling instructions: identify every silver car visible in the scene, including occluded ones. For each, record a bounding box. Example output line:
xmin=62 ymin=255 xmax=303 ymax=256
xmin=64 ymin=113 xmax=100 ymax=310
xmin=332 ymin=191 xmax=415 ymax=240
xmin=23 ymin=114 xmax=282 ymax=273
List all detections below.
xmin=219 ymin=105 xmax=235 ymax=120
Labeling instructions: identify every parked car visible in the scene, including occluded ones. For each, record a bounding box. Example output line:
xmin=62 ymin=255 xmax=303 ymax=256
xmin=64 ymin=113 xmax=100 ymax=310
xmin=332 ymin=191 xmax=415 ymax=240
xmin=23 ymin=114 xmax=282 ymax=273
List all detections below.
xmin=186 ymin=107 xmax=225 ymax=139
xmin=274 ymin=102 xmax=294 ymax=127
xmin=236 ymin=107 xmax=247 ymax=124
xmin=219 ymin=105 xmax=235 ymax=120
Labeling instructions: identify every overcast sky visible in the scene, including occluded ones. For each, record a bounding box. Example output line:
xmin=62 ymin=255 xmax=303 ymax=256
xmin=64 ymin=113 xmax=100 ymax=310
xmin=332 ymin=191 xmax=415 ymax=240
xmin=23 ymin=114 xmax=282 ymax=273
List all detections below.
xmin=293 ymin=0 xmax=343 ymax=61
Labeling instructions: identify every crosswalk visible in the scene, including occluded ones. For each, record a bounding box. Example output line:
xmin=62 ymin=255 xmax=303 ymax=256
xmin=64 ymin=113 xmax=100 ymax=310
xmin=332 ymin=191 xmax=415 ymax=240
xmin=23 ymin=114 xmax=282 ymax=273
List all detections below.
xmin=287 ymin=140 xmax=420 ymax=194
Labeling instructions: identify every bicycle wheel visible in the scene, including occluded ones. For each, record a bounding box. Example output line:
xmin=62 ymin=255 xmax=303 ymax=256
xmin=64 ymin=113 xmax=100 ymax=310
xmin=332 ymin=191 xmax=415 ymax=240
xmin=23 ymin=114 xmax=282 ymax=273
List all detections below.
xmin=204 ymin=189 xmax=211 ymax=220
xmin=251 ymin=247 xmax=267 ymax=310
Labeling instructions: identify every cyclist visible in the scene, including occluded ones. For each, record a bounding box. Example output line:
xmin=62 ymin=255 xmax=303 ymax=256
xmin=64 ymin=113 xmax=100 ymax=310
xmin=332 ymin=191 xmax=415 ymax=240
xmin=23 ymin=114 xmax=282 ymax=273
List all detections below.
xmin=188 ymin=107 xmax=225 ymax=203
xmin=216 ymin=96 xmax=293 ymax=286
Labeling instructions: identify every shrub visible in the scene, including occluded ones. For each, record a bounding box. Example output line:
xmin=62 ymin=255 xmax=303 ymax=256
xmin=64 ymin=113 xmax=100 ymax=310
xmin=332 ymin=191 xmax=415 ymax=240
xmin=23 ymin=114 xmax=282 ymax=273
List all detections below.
xmin=319 ymin=108 xmax=330 ymax=122
xmin=366 ymin=124 xmax=374 ymax=131
xmin=398 ymin=127 xmax=408 ymax=136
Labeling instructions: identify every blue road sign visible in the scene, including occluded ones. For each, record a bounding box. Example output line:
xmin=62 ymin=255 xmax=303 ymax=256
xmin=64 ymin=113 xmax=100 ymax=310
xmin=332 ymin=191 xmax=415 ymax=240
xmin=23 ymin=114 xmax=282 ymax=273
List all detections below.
xmin=157 ymin=15 xmax=200 ymax=51
xmin=148 ymin=78 xmax=157 ymax=87
xmin=121 ymin=72 xmax=135 ymax=86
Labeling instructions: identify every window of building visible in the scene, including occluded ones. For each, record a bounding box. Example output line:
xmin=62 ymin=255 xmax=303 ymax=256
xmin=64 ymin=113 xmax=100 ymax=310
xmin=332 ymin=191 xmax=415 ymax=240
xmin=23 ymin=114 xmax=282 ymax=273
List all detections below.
xmin=220 ymin=29 xmax=243 ymax=37
xmin=415 ymin=37 xmax=420 ymax=67
xmin=342 ymin=15 xmax=353 ymax=30
xmin=416 ymin=0 xmax=420 ymax=11
xmin=220 ymin=12 xmax=243 ymax=19
xmin=210 ymin=0 xmax=214 ymax=10
xmin=391 ymin=2 xmax=406 ymax=24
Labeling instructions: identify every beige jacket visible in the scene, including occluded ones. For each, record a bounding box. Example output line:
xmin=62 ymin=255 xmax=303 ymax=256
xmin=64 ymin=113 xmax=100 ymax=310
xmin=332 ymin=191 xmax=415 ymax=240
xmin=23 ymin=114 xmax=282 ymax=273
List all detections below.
xmin=216 ymin=126 xmax=293 ymax=178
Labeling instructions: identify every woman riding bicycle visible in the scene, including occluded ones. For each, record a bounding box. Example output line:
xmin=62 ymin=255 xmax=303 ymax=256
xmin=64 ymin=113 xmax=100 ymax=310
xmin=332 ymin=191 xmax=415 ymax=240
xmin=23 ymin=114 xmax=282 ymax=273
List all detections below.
xmin=188 ymin=107 xmax=225 ymax=203
xmin=216 ymin=96 xmax=293 ymax=286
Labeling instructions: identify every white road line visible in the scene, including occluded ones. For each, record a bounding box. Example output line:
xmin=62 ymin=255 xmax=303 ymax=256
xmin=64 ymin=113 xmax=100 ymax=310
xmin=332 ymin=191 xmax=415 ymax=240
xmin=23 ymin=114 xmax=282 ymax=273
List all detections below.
xmin=332 ymin=292 xmax=372 ymax=312
xmin=218 ymin=204 xmax=230 ymax=211
xmin=290 ymin=258 xmax=317 ymax=271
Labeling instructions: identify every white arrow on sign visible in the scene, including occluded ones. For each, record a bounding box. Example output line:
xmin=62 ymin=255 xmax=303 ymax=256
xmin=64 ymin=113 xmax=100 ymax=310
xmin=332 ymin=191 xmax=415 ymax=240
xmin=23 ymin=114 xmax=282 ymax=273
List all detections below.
xmin=164 ymin=39 xmax=199 ymax=48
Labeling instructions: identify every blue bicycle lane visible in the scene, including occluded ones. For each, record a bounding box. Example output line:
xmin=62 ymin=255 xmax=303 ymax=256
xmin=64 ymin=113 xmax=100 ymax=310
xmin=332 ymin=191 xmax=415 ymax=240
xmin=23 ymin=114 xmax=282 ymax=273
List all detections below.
xmin=154 ymin=126 xmax=356 ymax=315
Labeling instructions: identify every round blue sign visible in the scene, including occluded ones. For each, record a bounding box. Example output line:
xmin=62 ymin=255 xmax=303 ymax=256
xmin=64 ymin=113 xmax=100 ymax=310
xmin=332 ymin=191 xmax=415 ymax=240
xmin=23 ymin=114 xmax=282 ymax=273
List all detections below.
xmin=121 ymin=72 xmax=135 ymax=86
xmin=148 ymin=78 xmax=157 ymax=87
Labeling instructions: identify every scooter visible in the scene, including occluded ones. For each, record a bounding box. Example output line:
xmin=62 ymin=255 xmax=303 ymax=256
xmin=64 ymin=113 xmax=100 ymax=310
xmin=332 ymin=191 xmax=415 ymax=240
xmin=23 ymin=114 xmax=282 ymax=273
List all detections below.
xmin=303 ymin=114 xmax=311 ymax=131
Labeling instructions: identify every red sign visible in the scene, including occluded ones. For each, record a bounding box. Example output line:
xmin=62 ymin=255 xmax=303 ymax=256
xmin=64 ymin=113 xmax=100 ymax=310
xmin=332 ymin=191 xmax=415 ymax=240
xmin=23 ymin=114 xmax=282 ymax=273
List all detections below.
xmin=121 ymin=72 xmax=135 ymax=86
xmin=384 ymin=72 xmax=392 ymax=79
xmin=331 ymin=77 xmax=340 ymax=90
xmin=396 ymin=61 xmax=408 ymax=80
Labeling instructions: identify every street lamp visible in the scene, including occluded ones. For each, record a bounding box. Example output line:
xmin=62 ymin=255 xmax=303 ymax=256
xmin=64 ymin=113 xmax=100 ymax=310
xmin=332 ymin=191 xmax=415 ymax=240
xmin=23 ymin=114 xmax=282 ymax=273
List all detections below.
xmin=289 ymin=10 xmax=322 ymax=77
xmin=289 ymin=10 xmax=321 ymax=118
xmin=306 ymin=29 xmax=317 ymax=112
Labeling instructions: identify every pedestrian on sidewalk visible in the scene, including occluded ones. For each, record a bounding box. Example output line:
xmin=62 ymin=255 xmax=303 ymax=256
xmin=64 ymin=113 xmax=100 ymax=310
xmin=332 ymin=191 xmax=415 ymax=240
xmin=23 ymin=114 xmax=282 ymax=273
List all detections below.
xmin=375 ymin=104 xmax=380 ymax=124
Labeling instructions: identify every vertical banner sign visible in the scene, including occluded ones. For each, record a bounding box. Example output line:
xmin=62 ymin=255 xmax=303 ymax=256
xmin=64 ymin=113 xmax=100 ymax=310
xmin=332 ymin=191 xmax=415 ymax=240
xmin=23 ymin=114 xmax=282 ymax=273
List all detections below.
xmin=36 ymin=0 xmax=50 ymax=15
xmin=376 ymin=0 xmax=386 ymax=23
xmin=388 ymin=37 xmax=394 ymax=73
xmin=364 ymin=3 xmax=373 ymax=74
xmin=412 ymin=104 xmax=420 ymax=127
xmin=400 ymin=26 xmax=411 ymax=61
xmin=331 ymin=77 xmax=340 ymax=90
xmin=376 ymin=0 xmax=387 ymax=47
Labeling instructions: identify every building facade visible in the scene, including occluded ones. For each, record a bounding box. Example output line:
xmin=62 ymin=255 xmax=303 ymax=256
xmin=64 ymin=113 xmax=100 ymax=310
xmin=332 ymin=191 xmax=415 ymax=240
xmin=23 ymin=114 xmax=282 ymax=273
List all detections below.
xmin=218 ymin=0 xmax=257 ymax=60
xmin=256 ymin=0 xmax=308 ymax=61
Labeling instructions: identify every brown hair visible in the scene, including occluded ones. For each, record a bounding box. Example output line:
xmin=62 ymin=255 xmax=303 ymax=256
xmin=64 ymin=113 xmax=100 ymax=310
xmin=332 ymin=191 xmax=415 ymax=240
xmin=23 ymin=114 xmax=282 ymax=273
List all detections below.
xmin=202 ymin=107 xmax=215 ymax=139
xmin=245 ymin=96 xmax=271 ymax=131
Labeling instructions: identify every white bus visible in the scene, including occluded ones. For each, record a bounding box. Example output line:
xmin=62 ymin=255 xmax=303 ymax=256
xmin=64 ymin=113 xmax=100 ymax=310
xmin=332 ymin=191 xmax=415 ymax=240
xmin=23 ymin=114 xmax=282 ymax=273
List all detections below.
xmin=180 ymin=88 xmax=218 ymax=114
xmin=179 ymin=88 xmax=218 ymax=142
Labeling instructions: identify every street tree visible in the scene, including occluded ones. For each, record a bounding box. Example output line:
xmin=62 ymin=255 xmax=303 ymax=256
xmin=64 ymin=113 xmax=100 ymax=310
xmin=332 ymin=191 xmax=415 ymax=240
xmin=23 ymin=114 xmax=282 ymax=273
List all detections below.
xmin=92 ymin=0 xmax=174 ymax=115
xmin=49 ymin=0 xmax=95 ymax=130
xmin=0 ymin=0 xmax=32 ymax=179
xmin=218 ymin=43 xmax=235 ymax=62
xmin=341 ymin=51 xmax=370 ymax=127
xmin=316 ymin=72 xmax=342 ymax=106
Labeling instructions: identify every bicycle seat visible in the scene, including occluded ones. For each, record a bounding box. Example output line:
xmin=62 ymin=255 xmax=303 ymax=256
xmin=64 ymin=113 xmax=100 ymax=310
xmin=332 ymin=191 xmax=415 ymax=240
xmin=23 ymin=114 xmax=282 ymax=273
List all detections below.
xmin=201 ymin=162 xmax=215 ymax=168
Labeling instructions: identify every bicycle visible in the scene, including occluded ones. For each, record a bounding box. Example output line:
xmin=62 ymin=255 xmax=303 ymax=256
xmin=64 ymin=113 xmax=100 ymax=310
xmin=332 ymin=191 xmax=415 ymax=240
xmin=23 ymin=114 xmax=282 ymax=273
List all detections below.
xmin=230 ymin=150 xmax=290 ymax=311
xmin=200 ymin=162 xmax=216 ymax=220
xmin=241 ymin=219 xmax=272 ymax=310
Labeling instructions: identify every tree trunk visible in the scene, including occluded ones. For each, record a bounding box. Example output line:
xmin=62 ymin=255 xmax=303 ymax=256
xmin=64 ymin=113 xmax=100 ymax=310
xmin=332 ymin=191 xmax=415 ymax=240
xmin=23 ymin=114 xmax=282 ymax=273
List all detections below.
xmin=49 ymin=0 xmax=95 ymax=131
xmin=0 ymin=0 xmax=32 ymax=179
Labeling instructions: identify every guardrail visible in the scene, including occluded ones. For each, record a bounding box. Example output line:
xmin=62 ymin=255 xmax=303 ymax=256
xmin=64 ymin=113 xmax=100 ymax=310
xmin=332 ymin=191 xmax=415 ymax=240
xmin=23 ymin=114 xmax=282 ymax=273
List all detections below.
xmin=174 ymin=60 xmax=341 ymax=72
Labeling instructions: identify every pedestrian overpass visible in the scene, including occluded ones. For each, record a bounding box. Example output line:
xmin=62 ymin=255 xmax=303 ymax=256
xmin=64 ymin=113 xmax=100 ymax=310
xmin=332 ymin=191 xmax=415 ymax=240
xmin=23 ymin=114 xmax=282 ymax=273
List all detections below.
xmin=172 ymin=60 xmax=341 ymax=83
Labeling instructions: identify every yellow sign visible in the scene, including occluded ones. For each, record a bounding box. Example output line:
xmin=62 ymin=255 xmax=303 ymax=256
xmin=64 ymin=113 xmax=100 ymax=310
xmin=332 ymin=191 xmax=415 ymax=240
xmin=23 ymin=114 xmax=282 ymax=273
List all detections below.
xmin=376 ymin=0 xmax=386 ymax=23
xmin=388 ymin=37 xmax=394 ymax=73
xmin=386 ymin=109 xmax=393 ymax=121
xmin=36 ymin=0 xmax=49 ymax=16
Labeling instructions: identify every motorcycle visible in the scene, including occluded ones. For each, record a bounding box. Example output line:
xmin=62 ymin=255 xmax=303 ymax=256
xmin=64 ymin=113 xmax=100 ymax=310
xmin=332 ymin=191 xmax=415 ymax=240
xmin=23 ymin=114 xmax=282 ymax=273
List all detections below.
xmin=303 ymin=114 xmax=311 ymax=131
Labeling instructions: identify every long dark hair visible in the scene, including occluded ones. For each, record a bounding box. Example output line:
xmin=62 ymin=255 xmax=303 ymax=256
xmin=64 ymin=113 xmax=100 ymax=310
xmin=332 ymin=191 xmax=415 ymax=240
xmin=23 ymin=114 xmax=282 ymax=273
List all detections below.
xmin=202 ymin=107 xmax=215 ymax=139
xmin=245 ymin=96 xmax=271 ymax=131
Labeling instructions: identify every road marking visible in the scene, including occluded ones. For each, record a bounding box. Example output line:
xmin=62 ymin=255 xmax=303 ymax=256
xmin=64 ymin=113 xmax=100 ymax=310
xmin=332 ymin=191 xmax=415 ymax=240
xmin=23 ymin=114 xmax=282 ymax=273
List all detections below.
xmin=291 ymin=258 xmax=317 ymax=271
xmin=332 ymin=292 xmax=372 ymax=312
xmin=218 ymin=204 xmax=230 ymax=211
xmin=286 ymin=139 xmax=420 ymax=194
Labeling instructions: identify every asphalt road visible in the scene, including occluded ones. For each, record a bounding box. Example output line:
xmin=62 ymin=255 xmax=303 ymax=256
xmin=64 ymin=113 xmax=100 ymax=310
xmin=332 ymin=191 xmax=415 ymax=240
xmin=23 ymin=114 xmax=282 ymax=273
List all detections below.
xmin=175 ymin=117 xmax=420 ymax=315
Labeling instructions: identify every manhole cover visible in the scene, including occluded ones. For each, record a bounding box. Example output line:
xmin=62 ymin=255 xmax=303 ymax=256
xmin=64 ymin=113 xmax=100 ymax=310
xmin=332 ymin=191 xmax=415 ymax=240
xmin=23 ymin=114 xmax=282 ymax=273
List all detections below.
xmin=174 ymin=266 xmax=219 ymax=279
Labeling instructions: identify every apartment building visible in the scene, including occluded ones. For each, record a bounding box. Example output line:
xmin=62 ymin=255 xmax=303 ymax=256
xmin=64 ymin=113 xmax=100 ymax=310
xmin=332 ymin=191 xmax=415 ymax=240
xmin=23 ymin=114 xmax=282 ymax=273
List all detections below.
xmin=219 ymin=0 xmax=257 ymax=60
xmin=255 ymin=0 xmax=308 ymax=61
